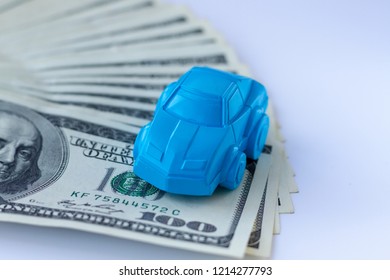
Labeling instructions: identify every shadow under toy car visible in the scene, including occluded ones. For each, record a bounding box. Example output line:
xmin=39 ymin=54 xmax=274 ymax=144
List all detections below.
xmin=133 ymin=66 xmax=269 ymax=196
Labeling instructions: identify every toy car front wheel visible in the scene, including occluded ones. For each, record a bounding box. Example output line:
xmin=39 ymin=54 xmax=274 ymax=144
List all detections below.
xmin=246 ymin=114 xmax=269 ymax=160
xmin=221 ymin=152 xmax=246 ymax=190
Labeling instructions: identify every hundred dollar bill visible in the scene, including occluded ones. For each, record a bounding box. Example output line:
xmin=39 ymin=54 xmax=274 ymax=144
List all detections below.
xmin=0 ymin=0 xmax=26 ymax=15
xmin=0 ymin=2 xmax=184 ymax=50
xmin=244 ymin=110 xmax=281 ymax=258
xmin=287 ymin=159 xmax=298 ymax=193
xmin=273 ymin=204 xmax=281 ymax=235
xmin=246 ymin=145 xmax=280 ymax=258
xmin=28 ymin=35 xmax=221 ymax=60
xmin=34 ymin=65 xmax=251 ymax=79
xmin=24 ymin=44 xmax=241 ymax=71
xmin=0 ymin=88 xmax=150 ymax=135
xmin=0 ymin=92 xmax=271 ymax=258
xmin=0 ymin=0 xmax=153 ymax=34
xmin=277 ymin=157 xmax=295 ymax=214
xmin=0 ymin=0 xmax=103 ymax=33
xmin=11 ymin=19 xmax=219 ymax=59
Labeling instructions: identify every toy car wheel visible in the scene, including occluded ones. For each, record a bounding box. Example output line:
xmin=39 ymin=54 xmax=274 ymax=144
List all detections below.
xmin=246 ymin=114 xmax=270 ymax=160
xmin=222 ymin=152 xmax=246 ymax=190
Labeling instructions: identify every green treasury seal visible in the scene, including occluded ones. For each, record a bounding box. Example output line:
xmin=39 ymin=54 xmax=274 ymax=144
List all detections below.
xmin=111 ymin=171 xmax=159 ymax=197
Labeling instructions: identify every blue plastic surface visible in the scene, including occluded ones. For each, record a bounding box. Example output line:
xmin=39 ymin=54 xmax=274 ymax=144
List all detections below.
xmin=133 ymin=66 xmax=269 ymax=196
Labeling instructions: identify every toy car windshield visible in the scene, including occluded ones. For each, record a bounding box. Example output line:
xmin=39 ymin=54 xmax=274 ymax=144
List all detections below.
xmin=165 ymin=86 xmax=223 ymax=127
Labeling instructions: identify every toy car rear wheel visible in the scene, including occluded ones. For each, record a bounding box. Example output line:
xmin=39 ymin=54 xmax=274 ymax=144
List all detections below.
xmin=221 ymin=152 xmax=246 ymax=190
xmin=246 ymin=114 xmax=269 ymax=160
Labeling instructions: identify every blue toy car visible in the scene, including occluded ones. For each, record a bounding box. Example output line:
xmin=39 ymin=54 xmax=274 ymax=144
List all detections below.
xmin=133 ymin=66 xmax=269 ymax=196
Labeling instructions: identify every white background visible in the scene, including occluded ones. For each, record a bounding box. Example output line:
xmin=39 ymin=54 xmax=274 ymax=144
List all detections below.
xmin=1 ymin=0 xmax=390 ymax=260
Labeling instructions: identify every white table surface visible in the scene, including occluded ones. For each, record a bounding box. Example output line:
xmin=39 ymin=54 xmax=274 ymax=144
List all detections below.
xmin=1 ymin=0 xmax=389 ymax=260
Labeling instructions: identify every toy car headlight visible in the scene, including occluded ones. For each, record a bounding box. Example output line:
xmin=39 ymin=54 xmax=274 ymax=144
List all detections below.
xmin=181 ymin=160 xmax=207 ymax=170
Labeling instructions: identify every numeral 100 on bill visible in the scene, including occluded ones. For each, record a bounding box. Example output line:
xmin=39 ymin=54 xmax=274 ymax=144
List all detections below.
xmin=138 ymin=211 xmax=217 ymax=233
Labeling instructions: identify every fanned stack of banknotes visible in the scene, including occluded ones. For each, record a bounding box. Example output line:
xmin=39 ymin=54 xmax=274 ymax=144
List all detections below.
xmin=0 ymin=0 xmax=297 ymax=259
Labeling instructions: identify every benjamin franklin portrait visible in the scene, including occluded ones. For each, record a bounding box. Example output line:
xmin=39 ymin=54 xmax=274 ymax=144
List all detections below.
xmin=0 ymin=101 xmax=68 ymax=201
xmin=0 ymin=111 xmax=43 ymax=194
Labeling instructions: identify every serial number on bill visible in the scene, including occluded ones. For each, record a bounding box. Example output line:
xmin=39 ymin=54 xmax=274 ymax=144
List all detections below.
xmin=212 ymin=266 xmax=272 ymax=276
xmin=70 ymin=191 xmax=180 ymax=216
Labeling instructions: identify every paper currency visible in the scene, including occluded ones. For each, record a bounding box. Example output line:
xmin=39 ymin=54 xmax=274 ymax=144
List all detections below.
xmin=0 ymin=0 xmax=297 ymax=259
xmin=0 ymin=92 xmax=273 ymax=258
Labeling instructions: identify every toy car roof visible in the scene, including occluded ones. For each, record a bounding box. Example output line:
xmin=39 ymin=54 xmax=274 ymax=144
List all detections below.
xmin=178 ymin=67 xmax=251 ymax=99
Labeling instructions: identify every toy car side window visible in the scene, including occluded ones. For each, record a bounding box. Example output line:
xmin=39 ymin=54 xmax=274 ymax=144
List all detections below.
xmin=227 ymin=89 xmax=244 ymax=123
